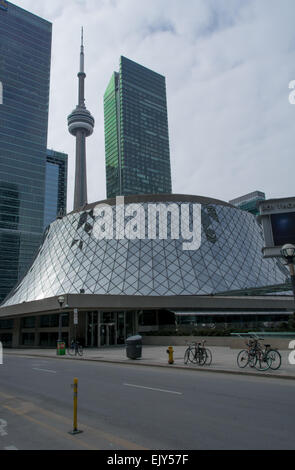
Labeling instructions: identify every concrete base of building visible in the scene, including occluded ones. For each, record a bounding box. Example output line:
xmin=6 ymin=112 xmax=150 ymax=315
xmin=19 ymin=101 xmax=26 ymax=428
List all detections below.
xmin=142 ymin=335 xmax=295 ymax=350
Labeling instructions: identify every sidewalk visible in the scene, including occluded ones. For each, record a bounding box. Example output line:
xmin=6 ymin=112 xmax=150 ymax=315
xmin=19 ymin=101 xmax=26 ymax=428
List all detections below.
xmin=4 ymin=345 xmax=295 ymax=380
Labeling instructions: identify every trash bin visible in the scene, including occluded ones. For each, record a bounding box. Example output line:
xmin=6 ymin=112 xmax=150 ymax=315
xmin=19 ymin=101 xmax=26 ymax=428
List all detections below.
xmin=56 ymin=340 xmax=66 ymax=356
xmin=126 ymin=335 xmax=142 ymax=360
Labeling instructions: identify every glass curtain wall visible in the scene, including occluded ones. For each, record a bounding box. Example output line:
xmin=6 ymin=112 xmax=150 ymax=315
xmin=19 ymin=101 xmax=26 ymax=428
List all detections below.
xmin=104 ymin=56 xmax=172 ymax=198
xmin=0 ymin=3 xmax=52 ymax=302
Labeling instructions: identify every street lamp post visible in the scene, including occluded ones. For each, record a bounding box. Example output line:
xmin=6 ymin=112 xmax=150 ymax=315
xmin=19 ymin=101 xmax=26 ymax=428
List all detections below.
xmin=280 ymin=244 xmax=295 ymax=301
xmin=57 ymin=295 xmax=65 ymax=342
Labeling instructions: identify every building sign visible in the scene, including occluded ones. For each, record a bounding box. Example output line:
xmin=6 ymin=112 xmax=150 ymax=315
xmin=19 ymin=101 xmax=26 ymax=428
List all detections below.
xmin=260 ymin=201 xmax=295 ymax=214
xmin=271 ymin=213 xmax=295 ymax=247
xmin=0 ymin=0 xmax=8 ymax=11
xmin=74 ymin=309 xmax=78 ymax=325
xmin=258 ymin=197 xmax=295 ymax=258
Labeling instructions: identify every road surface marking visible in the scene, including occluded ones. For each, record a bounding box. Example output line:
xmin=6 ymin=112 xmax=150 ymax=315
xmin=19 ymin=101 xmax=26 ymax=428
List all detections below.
xmin=0 ymin=392 xmax=14 ymax=400
xmin=4 ymin=446 xmax=18 ymax=450
xmin=36 ymin=406 xmax=147 ymax=450
xmin=0 ymin=419 xmax=8 ymax=436
xmin=2 ymin=403 xmax=95 ymax=450
xmin=0 ymin=392 xmax=147 ymax=450
xmin=32 ymin=368 xmax=57 ymax=374
xmin=31 ymin=362 xmax=52 ymax=368
xmin=124 ymin=383 xmax=182 ymax=395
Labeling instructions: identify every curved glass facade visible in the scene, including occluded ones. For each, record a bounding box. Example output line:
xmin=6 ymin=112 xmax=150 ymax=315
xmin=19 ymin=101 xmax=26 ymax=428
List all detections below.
xmin=2 ymin=195 xmax=289 ymax=307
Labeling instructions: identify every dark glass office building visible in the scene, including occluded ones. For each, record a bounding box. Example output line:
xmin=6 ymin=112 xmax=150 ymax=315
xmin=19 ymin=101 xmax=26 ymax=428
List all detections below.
xmin=44 ymin=150 xmax=68 ymax=229
xmin=104 ymin=56 xmax=172 ymax=198
xmin=229 ymin=191 xmax=266 ymax=216
xmin=0 ymin=2 xmax=52 ymax=302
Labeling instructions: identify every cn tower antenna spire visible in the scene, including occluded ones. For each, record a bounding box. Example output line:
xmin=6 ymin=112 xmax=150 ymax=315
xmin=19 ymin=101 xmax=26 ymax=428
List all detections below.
xmin=67 ymin=29 xmax=95 ymax=212
xmin=80 ymin=27 xmax=84 ymax=75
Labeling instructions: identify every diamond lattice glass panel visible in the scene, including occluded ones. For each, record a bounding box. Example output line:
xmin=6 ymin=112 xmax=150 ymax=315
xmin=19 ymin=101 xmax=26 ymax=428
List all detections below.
xmin=1 ymin=198 xmax=290 ymax=306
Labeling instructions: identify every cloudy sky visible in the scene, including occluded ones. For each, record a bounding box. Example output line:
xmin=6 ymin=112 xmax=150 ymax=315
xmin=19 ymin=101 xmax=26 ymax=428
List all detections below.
xmin=12 ymin=0 xmax=295 ymax=211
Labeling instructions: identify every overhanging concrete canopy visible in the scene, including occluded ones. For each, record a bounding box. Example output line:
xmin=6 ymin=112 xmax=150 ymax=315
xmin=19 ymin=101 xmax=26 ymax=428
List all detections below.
xmin=0 ymin=294 xmax=294 ymax=319
xmin=172 ymin=311 xmax=291 ymax=316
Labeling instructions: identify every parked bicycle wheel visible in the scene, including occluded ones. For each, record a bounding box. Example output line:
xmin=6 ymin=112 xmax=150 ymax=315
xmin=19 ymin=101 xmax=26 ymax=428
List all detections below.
xmin=248 ymin=350 xmax=257 ymax=368
xmin=191 ymin=348 xmax=206 ymax=366
xmin=184 ymin=347 xmax=194 ymax=364
xmin=237 ymin=350 xmax=249 ymax=368
xmin=204 ymin=348 xmax=212 ymax=366
xmin=68 ymin=344 xmax=75 ymax=356
xmin=254 ymin=352 xmax=271 ymax=371
xmin=267 ymin=349 xmax=281 ymax=370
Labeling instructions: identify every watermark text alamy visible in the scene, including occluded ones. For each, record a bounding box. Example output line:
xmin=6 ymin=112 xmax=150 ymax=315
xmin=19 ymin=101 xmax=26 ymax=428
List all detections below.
xmin=89 ymin=197 xmax=202 ymax=251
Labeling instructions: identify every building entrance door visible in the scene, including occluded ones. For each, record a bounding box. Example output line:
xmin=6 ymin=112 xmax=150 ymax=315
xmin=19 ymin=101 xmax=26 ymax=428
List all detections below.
xmin=86 ymin=312 xmax=98 ymax=347
xmin=100 ymin=323 xmax=116 ymax=346
xmin=86 ymin=311 xmax=137 ymax=347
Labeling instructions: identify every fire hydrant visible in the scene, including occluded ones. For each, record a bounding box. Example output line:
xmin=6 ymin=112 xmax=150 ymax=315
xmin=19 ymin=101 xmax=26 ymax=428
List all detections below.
xmin=166 ymin=346 xmax=174 ymax=364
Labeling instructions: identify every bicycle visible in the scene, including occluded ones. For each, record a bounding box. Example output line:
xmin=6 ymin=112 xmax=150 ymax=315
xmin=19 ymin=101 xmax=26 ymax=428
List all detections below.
xmin=237 ymin=336 xmax=270 ymax=370
xmin=251 ymin=340 xmax=272 ymax=371
xmin=237 ymin=335 xmax=281 ymax=371
xmin=249 ymin=335 xmax=281 ymax=371
xmin=184 ymin=340 xmax=212 ymax=366
xmin=237 ymin=338 xmax=258 ymax=369
xmin=68 ymin=340 xmax=83 ymax=357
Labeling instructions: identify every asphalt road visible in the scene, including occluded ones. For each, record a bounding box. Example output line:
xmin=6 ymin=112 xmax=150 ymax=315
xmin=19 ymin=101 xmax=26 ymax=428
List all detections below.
xmin=0 ymin=355 xmax=295 ymax=450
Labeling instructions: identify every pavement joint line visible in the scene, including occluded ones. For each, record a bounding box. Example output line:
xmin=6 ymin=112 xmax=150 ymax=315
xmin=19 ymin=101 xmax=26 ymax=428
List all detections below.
xmin=4 ymin=351 xmax=295 ymax=381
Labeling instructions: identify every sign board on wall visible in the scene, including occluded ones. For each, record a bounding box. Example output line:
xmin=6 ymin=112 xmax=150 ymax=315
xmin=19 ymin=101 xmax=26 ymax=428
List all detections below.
xmin=257 ymin=197 xmax=295 ymax=258
xmin=74 ymin=309 xmax=78 ymax=325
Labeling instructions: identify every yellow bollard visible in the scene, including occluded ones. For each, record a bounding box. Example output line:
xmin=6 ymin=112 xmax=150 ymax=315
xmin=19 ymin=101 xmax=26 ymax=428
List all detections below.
xmin=167 ymin=346 xmax=174 ymax=364
xmin=69 ymin=378 xmax=83 ymax=435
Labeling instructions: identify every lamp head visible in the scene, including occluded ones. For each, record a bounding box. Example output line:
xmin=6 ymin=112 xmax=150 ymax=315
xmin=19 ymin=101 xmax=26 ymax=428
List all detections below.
xmin=281 ymin=244 xmax=295 ymax=262
xmin=57 ymin=295 xmax=65 ymax=308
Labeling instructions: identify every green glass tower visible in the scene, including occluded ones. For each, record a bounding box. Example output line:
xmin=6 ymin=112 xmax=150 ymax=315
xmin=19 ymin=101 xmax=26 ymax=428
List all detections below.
xmin=229 ymin=191 xmax=266 ymax=216
xmin=104 ymin=56 xmax=172 ymax=198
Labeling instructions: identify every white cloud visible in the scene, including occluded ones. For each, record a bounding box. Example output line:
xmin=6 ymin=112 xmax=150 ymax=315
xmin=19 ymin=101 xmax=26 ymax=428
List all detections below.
xmin=11 ymin=0 xmax=295 ymax=211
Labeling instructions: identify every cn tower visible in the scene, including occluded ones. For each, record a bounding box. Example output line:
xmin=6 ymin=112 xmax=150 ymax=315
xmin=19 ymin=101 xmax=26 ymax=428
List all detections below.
xmin=68 ymin=28 xmax=95 ymax=211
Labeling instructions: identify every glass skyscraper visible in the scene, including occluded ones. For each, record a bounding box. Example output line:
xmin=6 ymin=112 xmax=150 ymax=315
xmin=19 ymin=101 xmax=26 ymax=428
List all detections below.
xmin=229 ymin=191 xmax=266 ymax=216
xmin=44 ymin=150 xmax=68 ymax=229
xmin=0 ymin=2 xmax=52 ymax=302
xmin=104 ymin=56 xmax=172 ymax=198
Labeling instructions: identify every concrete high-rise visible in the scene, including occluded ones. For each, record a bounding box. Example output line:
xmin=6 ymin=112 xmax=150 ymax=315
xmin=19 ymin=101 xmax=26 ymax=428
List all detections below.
xmin=68 ymin=29 xmax=95 ymax=211
xmin=104 ymin=56 xmax=172 ymax=198
xmin=0 ymin=1 xmax=52 ymax=302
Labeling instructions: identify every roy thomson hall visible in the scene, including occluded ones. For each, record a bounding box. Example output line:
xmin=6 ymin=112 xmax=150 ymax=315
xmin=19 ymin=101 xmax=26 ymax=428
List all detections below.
xmin=0 ymin=194 xmax=294 ymax=349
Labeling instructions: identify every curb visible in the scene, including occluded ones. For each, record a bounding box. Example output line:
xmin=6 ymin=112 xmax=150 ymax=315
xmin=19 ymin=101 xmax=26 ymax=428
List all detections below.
xmin=4 ymin=351 xmax=295 ymax=381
